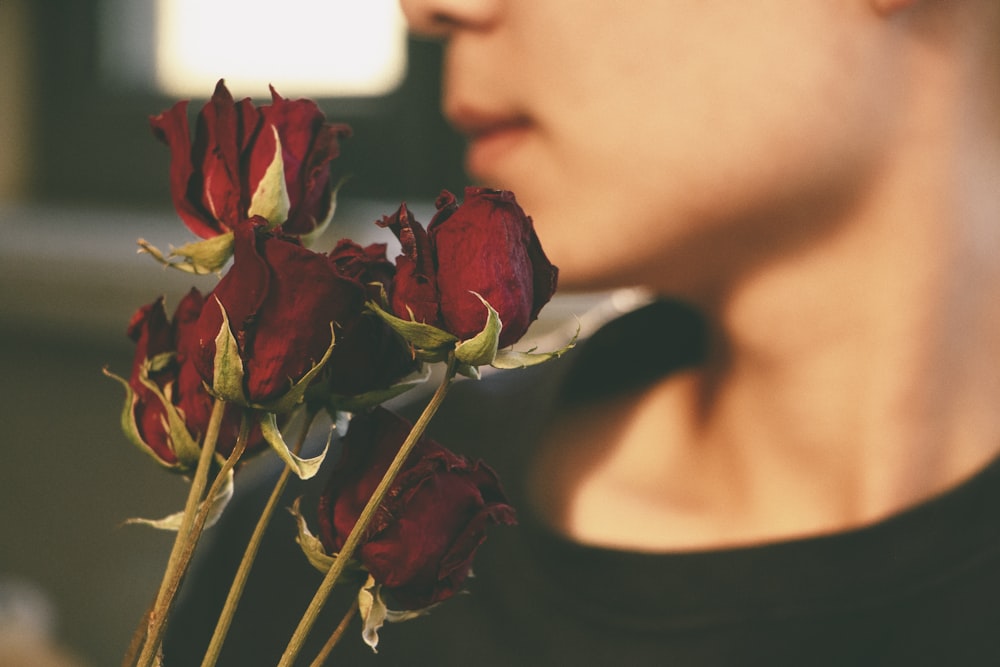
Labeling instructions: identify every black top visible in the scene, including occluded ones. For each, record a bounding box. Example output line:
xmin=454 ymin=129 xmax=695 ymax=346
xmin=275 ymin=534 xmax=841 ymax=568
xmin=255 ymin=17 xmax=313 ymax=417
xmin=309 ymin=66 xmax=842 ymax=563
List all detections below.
xmin=166 ymin=301 xmax=1000 ymax=666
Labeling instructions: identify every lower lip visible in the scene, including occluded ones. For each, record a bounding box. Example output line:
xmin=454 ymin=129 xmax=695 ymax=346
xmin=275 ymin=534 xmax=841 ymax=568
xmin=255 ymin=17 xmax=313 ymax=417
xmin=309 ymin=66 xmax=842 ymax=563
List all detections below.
xmin=465 ymin=123 xmax=531 ymax=179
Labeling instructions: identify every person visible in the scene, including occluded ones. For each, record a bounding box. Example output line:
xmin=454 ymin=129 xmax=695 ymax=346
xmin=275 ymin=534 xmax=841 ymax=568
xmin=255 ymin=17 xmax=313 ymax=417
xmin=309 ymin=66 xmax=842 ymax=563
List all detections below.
xmin=399 ymin=0 xmax=1000 ymax=557
xmin=395 ymin=0 xmax=1000 ymax=663
xmin=167 ymin=1 xmax=1000 ymax=664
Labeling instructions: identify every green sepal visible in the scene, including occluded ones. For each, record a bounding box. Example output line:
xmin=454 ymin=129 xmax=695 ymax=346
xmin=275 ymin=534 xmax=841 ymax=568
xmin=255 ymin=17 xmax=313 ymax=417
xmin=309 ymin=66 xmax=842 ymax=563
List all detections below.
xmin=210 ymin=301 xmax=250 ymax=406
xmin=298 ymin=174 xmax=349 ymax=248
xmin=137 ymin=232 xmax=235 ymax=275
xmin=289 ymin=497 xmax=366 ymax=575
xmin=456 ymin=363 xmax=481 ymax=380
xmin=366 ymin=301 xmax=458 ymax=354
xmin=415 ymin=347 xmax=455 ymax=364
xmin=454 ymin=293 xmax=501 ymax=367
xmin=124 ymin=465 xmax=234 ymax=531
xmin=371 ymin=281 xmax=391 ymax=310
xmin=358 ymin=574 xmax=431 ymax=653
xmin=147 ymin=351 xmax=175 ymax=374
xmin=103 ymin=367 xmax=184 ymax=472
xmin=491 ymin=323 xmax=580 ymax=370
xmin=290 ymin=497 xmax=336 ymax=572
xmin=211 ymin=304 xmax=337 ymax=413
xmin=254 ymin=323 xmax=337 ymax=414
xmin=135 ymin=368 xmax=203 ymax=469
xmin=259 ymin=411 xmax=329 ymax=479
xmin=170 ymin=233 xmax=236 ymax=273
xmin=247 ymin=127 xmax=291 ymax=229
xmin=319 ymin=364 xmax=430 ymax=414
xmin=358 ymin=576 xmax=387 ymax=652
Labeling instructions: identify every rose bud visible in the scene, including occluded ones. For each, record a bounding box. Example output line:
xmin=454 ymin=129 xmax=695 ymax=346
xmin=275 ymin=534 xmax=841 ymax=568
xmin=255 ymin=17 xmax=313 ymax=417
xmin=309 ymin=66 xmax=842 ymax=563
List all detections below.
xmin=431 ymin=188 xmax=557 ymax=347
xmin=108 ymin=291 xmax=264 ymax=470
xmin=150 ymin=79 xmax=351 ymax=239
xmin=261 ymin=89 xmax=352 ymax=240
xmin=380 ymin=188 xmax=558 ymax=349
xmin=193 ymin=217 xmax=368 ymax=410
xmin=316 ymin=407 xmax=517 ymax=611
xmin=121 ymin=296 xmax=182 ymax=466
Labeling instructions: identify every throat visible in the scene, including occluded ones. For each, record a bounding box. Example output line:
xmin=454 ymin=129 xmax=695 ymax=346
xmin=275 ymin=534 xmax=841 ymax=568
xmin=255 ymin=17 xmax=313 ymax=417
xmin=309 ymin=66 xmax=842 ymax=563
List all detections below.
xmin=528 ymin=291 xmax=1000 ymax=552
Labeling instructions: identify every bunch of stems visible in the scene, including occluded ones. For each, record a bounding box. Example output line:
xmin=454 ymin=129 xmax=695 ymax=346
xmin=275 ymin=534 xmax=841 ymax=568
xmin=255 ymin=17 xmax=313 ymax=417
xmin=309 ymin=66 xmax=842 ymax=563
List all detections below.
xmin=129 ymin=402 xmax=248 ymax=667
xmin=125 ymin=357 xmax=457 ymax=666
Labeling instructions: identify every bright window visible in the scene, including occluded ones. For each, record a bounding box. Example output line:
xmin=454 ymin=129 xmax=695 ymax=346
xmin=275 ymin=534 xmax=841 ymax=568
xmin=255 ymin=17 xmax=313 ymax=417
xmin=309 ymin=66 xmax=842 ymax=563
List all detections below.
xmin=150 ymin=0 xmax=407 ymax=98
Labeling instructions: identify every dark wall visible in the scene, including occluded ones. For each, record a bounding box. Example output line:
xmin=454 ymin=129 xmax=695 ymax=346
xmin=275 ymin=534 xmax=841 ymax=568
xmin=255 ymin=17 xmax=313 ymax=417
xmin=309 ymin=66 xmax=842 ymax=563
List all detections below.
xmin=25 ymin=1 xmax=467 ymax=208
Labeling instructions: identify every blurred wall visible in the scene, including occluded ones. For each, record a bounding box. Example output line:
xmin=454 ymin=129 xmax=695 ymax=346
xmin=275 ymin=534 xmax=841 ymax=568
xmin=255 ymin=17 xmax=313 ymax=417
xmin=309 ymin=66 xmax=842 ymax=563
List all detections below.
xmin=20 ymin=0 xmax=466 ymax=208
xmin=0 ymin=0 xmax=34 ymax=202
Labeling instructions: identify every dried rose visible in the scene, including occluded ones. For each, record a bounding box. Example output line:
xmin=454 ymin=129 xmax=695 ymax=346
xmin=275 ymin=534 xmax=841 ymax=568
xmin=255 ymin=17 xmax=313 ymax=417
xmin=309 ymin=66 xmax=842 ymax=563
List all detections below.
xmin=171 ymin=289 xmax=266 ymax=458
xmin=108 ymin=290 xmax=263 ymax=470
xmin=122 ymin=296 xmax=182 ymax=465
xmin=431 ymin=188 xmax=558 ymax=346
xmin=192 ymin=217 xmax=366 ymax=410
xmin=379 ymin=187 xmax=558 ymax=348
xmin=316 ymin=408 xmax=517 ymax=611
xmin=150 ymin=79 xmax=351 ymax=239
xmin=261 ymin=90 xmax=352 ymax=240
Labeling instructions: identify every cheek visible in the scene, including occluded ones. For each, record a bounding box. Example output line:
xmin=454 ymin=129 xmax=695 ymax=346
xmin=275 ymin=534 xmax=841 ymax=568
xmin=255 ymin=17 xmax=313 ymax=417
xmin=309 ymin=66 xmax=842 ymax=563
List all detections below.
xmin=514 ymin=49 xmax=894 ymax=292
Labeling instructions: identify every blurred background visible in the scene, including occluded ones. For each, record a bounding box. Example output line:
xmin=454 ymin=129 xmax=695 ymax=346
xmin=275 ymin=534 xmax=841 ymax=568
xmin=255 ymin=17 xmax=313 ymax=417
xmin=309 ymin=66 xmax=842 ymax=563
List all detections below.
xmin=0 ymin=1 xmax=590 ymax=664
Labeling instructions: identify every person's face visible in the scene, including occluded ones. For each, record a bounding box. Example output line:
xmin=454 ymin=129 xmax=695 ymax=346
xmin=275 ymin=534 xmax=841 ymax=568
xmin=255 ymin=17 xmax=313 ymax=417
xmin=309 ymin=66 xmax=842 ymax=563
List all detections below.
xmin=401 ymin=1 xmax=902 ymax=297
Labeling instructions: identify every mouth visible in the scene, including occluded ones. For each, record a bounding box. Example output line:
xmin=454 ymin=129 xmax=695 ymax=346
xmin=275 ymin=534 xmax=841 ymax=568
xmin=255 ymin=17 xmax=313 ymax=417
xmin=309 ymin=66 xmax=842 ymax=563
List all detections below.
xmin=447 ymin=108 xmax=532 ymax=180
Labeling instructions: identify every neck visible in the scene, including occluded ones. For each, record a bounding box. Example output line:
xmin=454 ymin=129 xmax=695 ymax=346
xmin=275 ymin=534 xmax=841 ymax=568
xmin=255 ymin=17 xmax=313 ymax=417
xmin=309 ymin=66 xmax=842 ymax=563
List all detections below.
xmin=701 ymin=60 xmax=1000 ymax=513
xmin=693 ymin=162 xmax=1000 ymax=533
xmin=533 ymin=68 xmax=1000 ymax=551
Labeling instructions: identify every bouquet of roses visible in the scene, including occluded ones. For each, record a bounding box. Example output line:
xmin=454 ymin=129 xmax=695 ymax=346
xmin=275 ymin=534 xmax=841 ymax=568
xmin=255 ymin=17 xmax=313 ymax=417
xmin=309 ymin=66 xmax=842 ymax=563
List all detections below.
xmin=105 ymin=80 xmax=570 ymax=666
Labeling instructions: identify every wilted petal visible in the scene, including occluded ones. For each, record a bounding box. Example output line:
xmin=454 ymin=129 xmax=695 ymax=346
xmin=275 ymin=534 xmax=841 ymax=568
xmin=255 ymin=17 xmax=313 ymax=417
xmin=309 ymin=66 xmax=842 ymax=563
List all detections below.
xmin=378 ymin=203 xmax=441 ymax=326
xmin=150 ymin=101 xmax=226 ymax=239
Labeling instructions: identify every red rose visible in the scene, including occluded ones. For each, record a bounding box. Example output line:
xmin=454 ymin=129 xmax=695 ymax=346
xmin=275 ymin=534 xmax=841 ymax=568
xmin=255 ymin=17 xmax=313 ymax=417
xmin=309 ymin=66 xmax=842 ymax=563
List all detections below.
xmin=380 ymin=187 xmax=558 ymax=347
xmin=125 ymin=297 xmax=180 ymax=464
xmin=316 ymin=408 xmax=517 ymax=610
xmin=194 ymin=217 xmax=368 ymax=407
xmin=261 ymin=89 xmax=352 ymax=238
xmin=150 ymin=80 xmax=351 ymax=239
xmin=317 ymin=240 xmax=419 ymax=399
xmin=327 ymin=239 xmax=395 ymax=301
xmin=120 ymin=290 xmax=263 ymax=467
xmin=170 ymin=289 xmax=265 ymax=458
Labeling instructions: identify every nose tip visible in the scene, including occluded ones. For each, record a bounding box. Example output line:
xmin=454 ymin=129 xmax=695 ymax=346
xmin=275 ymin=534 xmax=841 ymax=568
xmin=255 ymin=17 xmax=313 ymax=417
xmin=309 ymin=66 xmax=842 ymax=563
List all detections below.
xmin=399 ymin=0 xmax=499 ymax=38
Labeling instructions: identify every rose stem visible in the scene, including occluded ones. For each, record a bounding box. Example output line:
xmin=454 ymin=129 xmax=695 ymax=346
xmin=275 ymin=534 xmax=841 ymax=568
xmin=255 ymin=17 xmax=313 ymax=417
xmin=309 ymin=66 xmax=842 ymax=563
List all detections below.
xmin=126 ymin=398 xmax=226 ymax=665
xmin=200 ymin=408 xmax=320 ymax=667
xmin=277 ymin=356 xmax=459 ymax=667
xmin=308 ymin=596 xmax=359 ymax=667
xmin=121 ymin=603 xmax=152 ymax=667
xmin=136 ymin=410 xmax=251 ymax=667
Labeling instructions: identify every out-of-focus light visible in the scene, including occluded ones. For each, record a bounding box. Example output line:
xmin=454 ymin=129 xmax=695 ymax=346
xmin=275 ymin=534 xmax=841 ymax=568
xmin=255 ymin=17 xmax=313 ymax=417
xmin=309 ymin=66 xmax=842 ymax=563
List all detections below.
xmin=155 ymin=0 xmax=407 ymax=98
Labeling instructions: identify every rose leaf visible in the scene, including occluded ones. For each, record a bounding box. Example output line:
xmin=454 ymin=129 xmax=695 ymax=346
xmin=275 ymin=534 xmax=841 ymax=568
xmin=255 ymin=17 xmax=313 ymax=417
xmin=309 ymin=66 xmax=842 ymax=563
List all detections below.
xmin=289 ymin=497 xmax=337 ymax=573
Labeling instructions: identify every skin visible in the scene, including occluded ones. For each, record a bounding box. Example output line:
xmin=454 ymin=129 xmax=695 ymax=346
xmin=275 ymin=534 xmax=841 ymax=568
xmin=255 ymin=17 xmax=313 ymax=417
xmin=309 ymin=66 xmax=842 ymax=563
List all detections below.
xmin=401 ymin=0 xmax=1000 ymax=550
